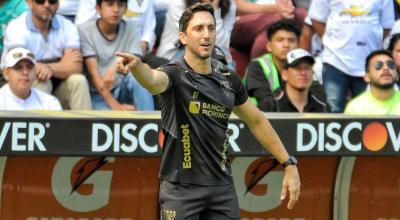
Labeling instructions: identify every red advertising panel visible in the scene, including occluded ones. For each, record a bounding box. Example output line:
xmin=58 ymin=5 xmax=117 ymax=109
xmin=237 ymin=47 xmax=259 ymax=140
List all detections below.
xmin=232 ymin=156 xmax=339 ymax=220
xmin=0 ymin=156 xmax=398 ymax=220
xmin=348 ymin=157 xmax=400 ymax=220
xmin=0 ymin=157 xmax=160 ymax=220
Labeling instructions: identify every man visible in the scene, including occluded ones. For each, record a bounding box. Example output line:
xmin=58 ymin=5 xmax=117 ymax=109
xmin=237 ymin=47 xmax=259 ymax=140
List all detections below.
xmin=0 ymin=47 xmax=61 ymax=110
xmin=78 ymin=0 xmax=154 ymax=110
xmin=156 ymin=0 xmax=237 ymax=69
xmin=244 ymin=19 xmax=325 ymax=112
xmin=276 ymin=48 xmax=329 ymax=112
xmin=115 ymin=3 xmax=300 ymax=219
xmin=345 ymin=50 xmax=400 ymax=115
xmin=1 ymin=0 xmax=91 ymax=110
xmin=309 ymin=0 xmax=395 ymax=112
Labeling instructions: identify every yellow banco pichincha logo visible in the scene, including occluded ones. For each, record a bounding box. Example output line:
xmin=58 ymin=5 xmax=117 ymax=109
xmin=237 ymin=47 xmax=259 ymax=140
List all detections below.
xmin=340 ymin=6 xmax=370 ymax=17
xmin=189 ymin=101 xmax=201 ymax=114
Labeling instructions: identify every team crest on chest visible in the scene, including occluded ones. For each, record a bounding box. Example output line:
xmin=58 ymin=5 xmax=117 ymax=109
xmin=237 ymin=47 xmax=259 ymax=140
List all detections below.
xmin=161 ymin=209 xmax=176 ymax=220
xmin=220 ymin=81 xmax=232 ymax=97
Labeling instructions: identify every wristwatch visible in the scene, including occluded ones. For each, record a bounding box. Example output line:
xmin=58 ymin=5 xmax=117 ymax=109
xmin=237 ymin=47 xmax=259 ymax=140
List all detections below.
xmin=281 ymin=156 xmax=297 ymax=168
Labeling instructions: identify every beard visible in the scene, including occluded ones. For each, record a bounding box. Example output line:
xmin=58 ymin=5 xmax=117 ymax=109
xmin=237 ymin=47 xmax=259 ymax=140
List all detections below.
xmin=34 ymin=8 xmax=55 ymax=22
xmin=370 ymin=79 xmax=395 ymax=90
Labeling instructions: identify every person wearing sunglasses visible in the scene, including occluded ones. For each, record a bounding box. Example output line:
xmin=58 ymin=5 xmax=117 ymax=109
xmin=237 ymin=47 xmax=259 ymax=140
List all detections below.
xmin=0 ymin=47 xmax=62 ymax=110
xmin=345 ymin=49 xmax=400 ymax=115
xmin=0 ymin=0 xmax=92 ymax=110
xmin=308 ymin=0 xmax=395 ymax=113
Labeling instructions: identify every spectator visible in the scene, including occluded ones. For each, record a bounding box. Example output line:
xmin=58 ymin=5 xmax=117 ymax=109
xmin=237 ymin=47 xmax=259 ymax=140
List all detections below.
xmin=57 ymin=0 xmax=79 ymax=22
xmin=78 ymin=0 xmax=154 ymax=110
xmin=309 ymin=0 xmax=395 ymax=113
xmin=274 ymin=48 xmax=329 ymax=112
xmin=1 ymin=0 xmax=92 ymax=110
xmin=345 ymin=50 xmax=400 ymax=115
xmin=244 ymin=19 xmax=325 ymax=112
xmin=75 ymin=0 xmax=156 ymax=55
xmin=157 ymin=0 xmax=236 ymax=69
xmin=230 ymin=0 xmax=306 ymax=59
xmin=0 ymin=47 xmax=62 ymax=110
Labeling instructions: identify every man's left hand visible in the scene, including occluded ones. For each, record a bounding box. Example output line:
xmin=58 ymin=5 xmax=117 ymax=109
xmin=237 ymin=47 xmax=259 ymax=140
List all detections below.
xmin=280 ymin=165 xmax=300 ymax=209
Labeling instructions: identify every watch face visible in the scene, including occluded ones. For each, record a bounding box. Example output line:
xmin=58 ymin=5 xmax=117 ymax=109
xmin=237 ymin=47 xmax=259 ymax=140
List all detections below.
xmin=290 ymin=156 xmax=297 ymax=164
xmin=282 ymin=156 xmax=297 ymax=168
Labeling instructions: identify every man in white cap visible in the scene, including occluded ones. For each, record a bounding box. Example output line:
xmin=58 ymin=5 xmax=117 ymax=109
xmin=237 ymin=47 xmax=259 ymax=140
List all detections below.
xmin=0 ymin=47 xmax=62 ymax=110
xmin=274 ymin=48 xmax=330 ymax=112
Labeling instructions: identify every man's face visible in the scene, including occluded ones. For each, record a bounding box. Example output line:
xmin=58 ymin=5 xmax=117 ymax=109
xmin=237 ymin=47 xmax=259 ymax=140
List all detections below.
xmin=366 ymin=54 xmax=398 ymax=90
xmin=267 ymin=30 xmax=298 ymax=61
xmin=4 ymin=60 xmax=36 ymax=96
xmin=29 ymin=0 xmax=59 ymax=23
xmin=96 ymin=0 xmax=127 ymax=25
xmin=179 ymin=11 xmax=216 ymax=60
xmin=282 ymin=61 xmax=314 ymax=91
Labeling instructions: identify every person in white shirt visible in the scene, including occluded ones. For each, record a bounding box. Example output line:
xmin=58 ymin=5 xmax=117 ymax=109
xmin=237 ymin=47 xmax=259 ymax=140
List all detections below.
xmin=0 ymin=47 xmax=62 ymax=110
xmin=1 ymin=0 xmax=92 ymax=110
xmin=308 ymin=0 xmax=395 ymax=112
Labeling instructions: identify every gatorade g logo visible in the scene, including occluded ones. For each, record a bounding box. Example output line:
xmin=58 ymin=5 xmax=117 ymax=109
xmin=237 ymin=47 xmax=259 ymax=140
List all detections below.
xmin=232 ymin=157 xmax=284 ymax=212
xmin=297 ymin=121 xmax=400 ymax=152
xmin=189 ymin=101 xmax=201 ymax=114
xmin=52 ymin=157 xmax=114 ymax=212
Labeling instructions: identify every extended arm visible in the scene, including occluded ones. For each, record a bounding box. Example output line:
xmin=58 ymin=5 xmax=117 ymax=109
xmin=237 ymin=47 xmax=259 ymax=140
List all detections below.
xmin=233 ymin=100 xmax=300 ymax=209
xmin=115 ymin=52 xmax=169 ymax=95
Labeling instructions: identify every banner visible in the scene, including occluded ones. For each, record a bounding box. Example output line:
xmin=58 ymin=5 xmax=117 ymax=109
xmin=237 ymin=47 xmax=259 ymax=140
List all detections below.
xmin=0 ymin=111 xmax=399 ymax=156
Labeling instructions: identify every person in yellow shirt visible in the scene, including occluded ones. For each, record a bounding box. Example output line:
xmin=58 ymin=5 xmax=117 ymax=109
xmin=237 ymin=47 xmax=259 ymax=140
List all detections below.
xmin=345 ymin=50 xmax=400 ymax=115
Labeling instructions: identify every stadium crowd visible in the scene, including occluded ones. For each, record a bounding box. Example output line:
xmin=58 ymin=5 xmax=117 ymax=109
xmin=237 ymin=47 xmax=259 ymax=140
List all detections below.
xmin=0 ymin=0 xmax=399 ymax=114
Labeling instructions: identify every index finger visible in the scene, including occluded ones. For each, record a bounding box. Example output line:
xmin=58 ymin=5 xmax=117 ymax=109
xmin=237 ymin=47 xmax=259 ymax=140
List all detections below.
xmin=115 ymin=51 xmax=132 ymax=59
xmin=287 ymin=187 xmax=299 ymax=209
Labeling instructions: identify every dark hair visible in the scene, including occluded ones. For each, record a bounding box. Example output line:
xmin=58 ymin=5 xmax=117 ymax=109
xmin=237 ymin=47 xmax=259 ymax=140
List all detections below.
xmin=96 ymin=0 xmax=128 ymax=7
xmin=266 ymin=19 xmax=300 ymax=41
xmin=179 ymin=2 xmax=215 ymax=33
xmin=365 ymin=49 xmax=393 ymax=72
xmin=388 ymin=33 xmax=400 ymax=52
xmin=185 ymin=0 xmax=230 ymax=18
